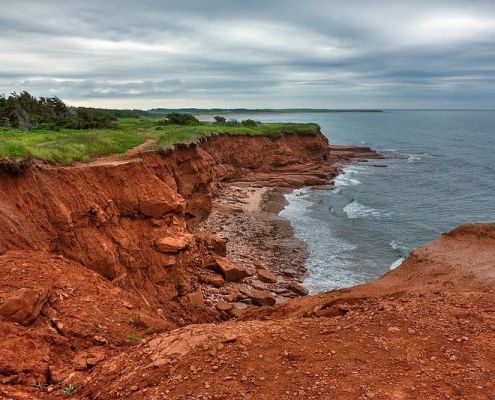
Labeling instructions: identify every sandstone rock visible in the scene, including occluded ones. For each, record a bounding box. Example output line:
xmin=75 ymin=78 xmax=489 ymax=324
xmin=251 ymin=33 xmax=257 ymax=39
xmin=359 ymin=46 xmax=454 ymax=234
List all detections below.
xmin=288 ymin=282 xmax=309 ymax=296
xmin=216 ymin=302 xmax=234 ymax=312
xmin=0 ymin=288 xmax=50 ymax=325
xmin=245 ymin=279 xmax=267 ymax=290
xmin=247 ymin=290 xmax=276 ymax=307
xmin=154 ymin=237 xmax=189 ymax=253
xmin=86 ymin=353 xmax=105 ymax=368
xmin=186 ymin=289 xmax=204 ymax=306
xmin=272 ymin=288 xmax=290 ymax=294
xmin=232 ymin=302 xmax=248 ymax=310
xmin=139 ymin=199 xmax=182 ymax=219
xmin=202 ymin=256 xmax=217 ymax=268
xmin=200 ymin=274 xmax=225 ymax=288
xmin=195 ymin=232 xmax=227 ymax=257
xmin=150 ymin=218 xmax=163 ymax=227
xmin=229 ymin=308 xmax=245 ymax=318
xmin=133 ymin=314 xmax=173 ymax=331
xmin=224 ymin=293 xmax=238 ymax=302
xmin=257 ymin=269 xmax=277 ymax=284
xmin=214 ymin=257 xmax=252 ymax=282
xmin=282 ymin=269 xmax=298 ymax=277
xmin=93 ymin=335 xmax=108 ymax=345
xmin=73 ymin=354 xmax=87 ymax=371
xmin=74 ymin=230 xmax=119 ymax=279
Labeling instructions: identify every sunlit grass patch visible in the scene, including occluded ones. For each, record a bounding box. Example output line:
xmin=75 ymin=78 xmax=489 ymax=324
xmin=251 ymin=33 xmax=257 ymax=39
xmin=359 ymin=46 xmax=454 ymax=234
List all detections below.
xmin=0 ymin=118 xmax=319 ymax=164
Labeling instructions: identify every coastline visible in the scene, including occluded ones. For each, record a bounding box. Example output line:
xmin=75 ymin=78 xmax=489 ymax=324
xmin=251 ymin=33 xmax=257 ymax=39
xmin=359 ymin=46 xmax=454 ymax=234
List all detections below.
xmin=193 ymin=138 xmax=385 ymax=313
xmin=4 ymin=125 xmax=495 ymax=399
xmin=194 ymin=184 xmax=310 ymax=309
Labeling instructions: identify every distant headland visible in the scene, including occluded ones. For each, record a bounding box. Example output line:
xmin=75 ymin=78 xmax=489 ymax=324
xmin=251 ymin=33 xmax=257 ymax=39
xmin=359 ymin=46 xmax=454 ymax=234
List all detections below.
xmin=148 ymin=108 xmax=384 ymax=115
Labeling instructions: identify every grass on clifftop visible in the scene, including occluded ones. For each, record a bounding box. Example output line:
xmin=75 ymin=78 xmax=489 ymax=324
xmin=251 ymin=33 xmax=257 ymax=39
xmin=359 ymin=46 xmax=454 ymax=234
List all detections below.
xmin=0 ymin=117 xmax=320 ymax=164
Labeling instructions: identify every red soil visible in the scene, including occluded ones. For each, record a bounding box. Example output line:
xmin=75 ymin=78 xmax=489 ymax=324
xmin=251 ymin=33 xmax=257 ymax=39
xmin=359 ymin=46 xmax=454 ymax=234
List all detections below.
xmin=1 ymin=131 xmax=492 ymax=399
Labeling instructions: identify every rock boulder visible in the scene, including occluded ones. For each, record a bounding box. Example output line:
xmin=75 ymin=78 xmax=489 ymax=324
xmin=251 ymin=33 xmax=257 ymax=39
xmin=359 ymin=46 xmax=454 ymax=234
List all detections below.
xmin=0 ymin=288 xmax=50 ymax=325
xmin=288 ymin=282 xmax=309 ymax=296
xmin=154 ymin=236 xmax=189 ymax=253
xmin=257 ymin=269 xmax=277 ymax=284
xmin=247 ymin=289 xmax=277 ymax=307
xmin=214 ymin=257 xmax=252 ymax=282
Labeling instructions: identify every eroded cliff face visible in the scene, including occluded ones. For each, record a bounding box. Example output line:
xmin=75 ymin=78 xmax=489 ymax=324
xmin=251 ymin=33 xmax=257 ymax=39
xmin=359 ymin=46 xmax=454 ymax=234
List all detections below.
xmin=1 ymin=132 xmax=494 ymax=399
xmin=81 ymin=224 xmax=495 ymax=400
xmin=0 ymin=132 xmax=337 ymax=305
xmin=0 ymin=131 xmax=382 ymax=391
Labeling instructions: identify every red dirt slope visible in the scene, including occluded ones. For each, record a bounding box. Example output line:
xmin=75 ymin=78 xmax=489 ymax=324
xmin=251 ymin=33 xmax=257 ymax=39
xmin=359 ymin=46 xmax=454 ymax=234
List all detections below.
xmin=81 ymin=223 xmax=495 ymax=400
xmin=0 ymin=130 xmax=381 ymax=398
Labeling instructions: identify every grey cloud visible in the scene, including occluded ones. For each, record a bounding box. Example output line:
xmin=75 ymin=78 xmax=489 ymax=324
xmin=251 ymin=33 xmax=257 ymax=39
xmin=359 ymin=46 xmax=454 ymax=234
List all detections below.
xmin=1 ymin=1 xmax=495 ymax=108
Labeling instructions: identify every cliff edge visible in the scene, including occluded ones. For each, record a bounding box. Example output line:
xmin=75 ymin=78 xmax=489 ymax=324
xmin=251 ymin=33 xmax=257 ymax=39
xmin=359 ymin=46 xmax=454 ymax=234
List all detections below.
xmin=1 ymin=131 xmax=492 ymax=399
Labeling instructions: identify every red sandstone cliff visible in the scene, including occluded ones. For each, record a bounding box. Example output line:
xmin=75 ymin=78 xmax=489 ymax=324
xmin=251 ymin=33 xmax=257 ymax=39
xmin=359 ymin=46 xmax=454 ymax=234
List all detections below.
xmin=1 ymin=131 xmax=491 ymax=399
xmin=82 ymin=223 xmax=495 ymax=399
xmin=0 ymin=131 xmax=380 ymax=394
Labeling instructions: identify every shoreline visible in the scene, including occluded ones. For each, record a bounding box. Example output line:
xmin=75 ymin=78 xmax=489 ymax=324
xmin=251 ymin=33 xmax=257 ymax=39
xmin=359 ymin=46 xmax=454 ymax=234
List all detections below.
xmin=194 ymin=184 xmax=311 ymax=310
xmin=193 ymin=141 xmax=385 ymax=314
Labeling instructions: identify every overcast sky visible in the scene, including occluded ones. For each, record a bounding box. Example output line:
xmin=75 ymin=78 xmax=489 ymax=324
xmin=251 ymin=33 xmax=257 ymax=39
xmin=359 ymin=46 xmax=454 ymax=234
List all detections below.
xmin=1 ymin=0 xmax=495 ymax=109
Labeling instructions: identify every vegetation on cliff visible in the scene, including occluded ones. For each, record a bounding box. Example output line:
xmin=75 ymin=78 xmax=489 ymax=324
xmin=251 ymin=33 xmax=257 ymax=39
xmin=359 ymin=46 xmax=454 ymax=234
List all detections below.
xmin=0 ymin=93 xmax=320 ymax=164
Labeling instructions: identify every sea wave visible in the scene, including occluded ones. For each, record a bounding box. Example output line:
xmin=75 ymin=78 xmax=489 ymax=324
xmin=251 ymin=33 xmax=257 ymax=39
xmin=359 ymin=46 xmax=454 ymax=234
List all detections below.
xmin=389 ymin=257 xmax=405 ymax=270
xmin=407 ymin=154 xmax=422 ymax=163
xmin=332 ymin=165 xmax=370 ymax=189
xmin=333 ymin=175 xmax=361 ymax=188
xmin=390 ymin=239 xmax=409 ymax=255
xmin=343 ymin=200 xmax=391 ymax=219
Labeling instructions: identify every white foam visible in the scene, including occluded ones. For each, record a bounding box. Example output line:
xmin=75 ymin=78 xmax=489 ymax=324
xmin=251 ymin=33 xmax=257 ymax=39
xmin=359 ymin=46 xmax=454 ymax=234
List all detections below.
xmin=407 ymin=154 xmax=422 ymax=163
xmin=333 ymin=174 xmax=361 ymax=187
xmin=333 ymin=165 xmax=369 ymax=188
xmin=343 ymin=200 xmax=389 ymax=219
xmin=281 ymin=188 xmax=312 ymax=214
xmin=390 ymin=240 xmax=407 ymax=252
xmin=389 ymin=257 xmax=405 ymax=270
xmin=303 ymin=257 xmax=359 ymax=293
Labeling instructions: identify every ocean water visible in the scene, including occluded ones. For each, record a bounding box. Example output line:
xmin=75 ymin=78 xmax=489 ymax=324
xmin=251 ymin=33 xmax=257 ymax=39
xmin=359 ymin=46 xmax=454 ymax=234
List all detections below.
xmin=248 ymin=110 xmax=495 ymax=293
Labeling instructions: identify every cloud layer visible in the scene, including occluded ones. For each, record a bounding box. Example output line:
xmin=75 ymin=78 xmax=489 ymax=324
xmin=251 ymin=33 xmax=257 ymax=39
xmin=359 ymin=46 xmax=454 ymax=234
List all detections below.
xmin=1 ymin=0 xmax=494 ymax=109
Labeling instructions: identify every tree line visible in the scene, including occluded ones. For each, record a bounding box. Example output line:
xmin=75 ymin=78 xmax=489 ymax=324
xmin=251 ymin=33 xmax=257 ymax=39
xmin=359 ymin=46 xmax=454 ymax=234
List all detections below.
xmin=0 ymin=91 xmax=154 ymax=131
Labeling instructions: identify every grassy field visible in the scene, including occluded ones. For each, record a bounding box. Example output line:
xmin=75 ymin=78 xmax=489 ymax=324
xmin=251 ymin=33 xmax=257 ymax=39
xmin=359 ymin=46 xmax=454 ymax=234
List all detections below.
xmin=0 ymin=118 xmax=319 ymax=165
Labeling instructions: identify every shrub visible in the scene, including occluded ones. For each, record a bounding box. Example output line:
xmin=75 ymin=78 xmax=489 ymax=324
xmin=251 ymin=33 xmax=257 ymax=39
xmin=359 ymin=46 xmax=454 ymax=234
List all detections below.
xmin=214 ymin=116 xmax=226 ymax=124
xmin=164 ymin=113 xmax=200 ymax=125
xmin=242 ymin=119 xmax=258 ymax=127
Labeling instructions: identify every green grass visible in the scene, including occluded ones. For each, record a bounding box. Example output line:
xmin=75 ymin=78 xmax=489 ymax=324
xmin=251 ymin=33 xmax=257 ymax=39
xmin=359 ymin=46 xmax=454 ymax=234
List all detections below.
xmin=127 ymin=333 xmax=140 ymax=342
xmin=0 ymin=118 xmax=320 ymax=165
xmin=148 ymin=121 xmax=320 ymax=150
xmin=61 ymin=383 xmax=77 ymax=396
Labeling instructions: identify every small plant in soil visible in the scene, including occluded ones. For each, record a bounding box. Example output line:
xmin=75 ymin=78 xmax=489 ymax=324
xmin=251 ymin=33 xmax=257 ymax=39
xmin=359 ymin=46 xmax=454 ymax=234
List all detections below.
xmin=127 ymin=333 xmax=140 ymax=342
xmin=34 ymin=382 xmax=48 ymax=392
xmin=61 ymin=383 xmax=77 ymax=395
